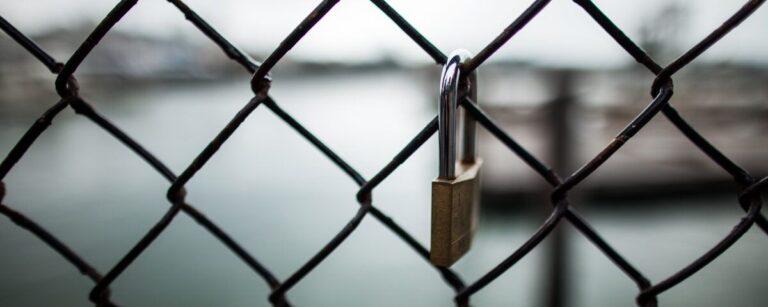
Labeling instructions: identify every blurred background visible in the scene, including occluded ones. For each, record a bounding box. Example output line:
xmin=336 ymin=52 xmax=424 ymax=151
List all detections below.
xmin=1 ymin=0 xmax=767 ymax=306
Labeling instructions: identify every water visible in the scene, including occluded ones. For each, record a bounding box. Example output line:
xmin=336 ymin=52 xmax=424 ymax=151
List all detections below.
xmin=0 ymin=71 xmax=766 ymax=306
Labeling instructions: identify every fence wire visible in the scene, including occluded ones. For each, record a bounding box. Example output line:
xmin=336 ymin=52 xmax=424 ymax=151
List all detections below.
xmin=1 ymin=0 xmax=767 ymax=306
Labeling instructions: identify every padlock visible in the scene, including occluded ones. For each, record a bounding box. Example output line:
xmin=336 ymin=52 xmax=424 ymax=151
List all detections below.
xmin=430 ymin=50 xmax=483 ymax=267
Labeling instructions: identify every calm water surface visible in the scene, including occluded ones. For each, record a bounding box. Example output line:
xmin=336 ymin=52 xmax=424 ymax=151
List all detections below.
xmin=0 ymin=71 xmax=766 ymax=306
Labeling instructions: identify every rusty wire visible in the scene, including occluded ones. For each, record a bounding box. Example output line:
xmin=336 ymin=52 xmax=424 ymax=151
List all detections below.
xmin=1 ymin=0 xmax=767 ymax=306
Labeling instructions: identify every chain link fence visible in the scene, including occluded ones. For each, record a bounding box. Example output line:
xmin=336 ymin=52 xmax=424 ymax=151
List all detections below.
xmin=1 ymin=0 xmax=767 ymax=306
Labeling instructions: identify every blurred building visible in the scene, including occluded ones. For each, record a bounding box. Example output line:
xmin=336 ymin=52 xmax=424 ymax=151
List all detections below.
xmin=476 ymin=65 xmax=768 ymax=205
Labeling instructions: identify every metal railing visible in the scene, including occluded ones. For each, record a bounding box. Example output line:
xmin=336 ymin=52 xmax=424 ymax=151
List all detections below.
xmin=1 ymin=0 xmax=766 ymax=306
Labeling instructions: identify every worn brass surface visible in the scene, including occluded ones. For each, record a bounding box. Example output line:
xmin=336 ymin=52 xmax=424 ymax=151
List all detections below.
xmin=430 ymin=159 xmax=482 ymax=267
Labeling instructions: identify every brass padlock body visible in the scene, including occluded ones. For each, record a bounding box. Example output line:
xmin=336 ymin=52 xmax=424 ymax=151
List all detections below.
xmin=431 ymin=159 xmax=482 ymax=267
xmin=430 ymin=49 xmax=482 ymax=267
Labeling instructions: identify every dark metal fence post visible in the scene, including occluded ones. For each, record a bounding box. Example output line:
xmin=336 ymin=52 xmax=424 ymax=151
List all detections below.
xmin=545 ymin=70 xmax=576 ymax=307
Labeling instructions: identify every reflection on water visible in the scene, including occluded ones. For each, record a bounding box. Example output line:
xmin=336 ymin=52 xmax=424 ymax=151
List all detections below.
xmin=0 ymin=71 xmax=766 ymax=306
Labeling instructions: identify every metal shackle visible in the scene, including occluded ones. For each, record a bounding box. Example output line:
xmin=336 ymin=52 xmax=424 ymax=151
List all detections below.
xmin=438 ymin=49 xmax=478 ymax=180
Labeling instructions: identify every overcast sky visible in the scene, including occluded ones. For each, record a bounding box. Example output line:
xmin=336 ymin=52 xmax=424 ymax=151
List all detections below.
xmin=2 ymin=0 xmax=767 ymax=67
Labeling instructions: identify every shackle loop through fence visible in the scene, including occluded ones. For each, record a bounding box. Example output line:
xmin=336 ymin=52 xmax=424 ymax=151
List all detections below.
xmin=438 ymin=49 xmax=478 ymax=179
